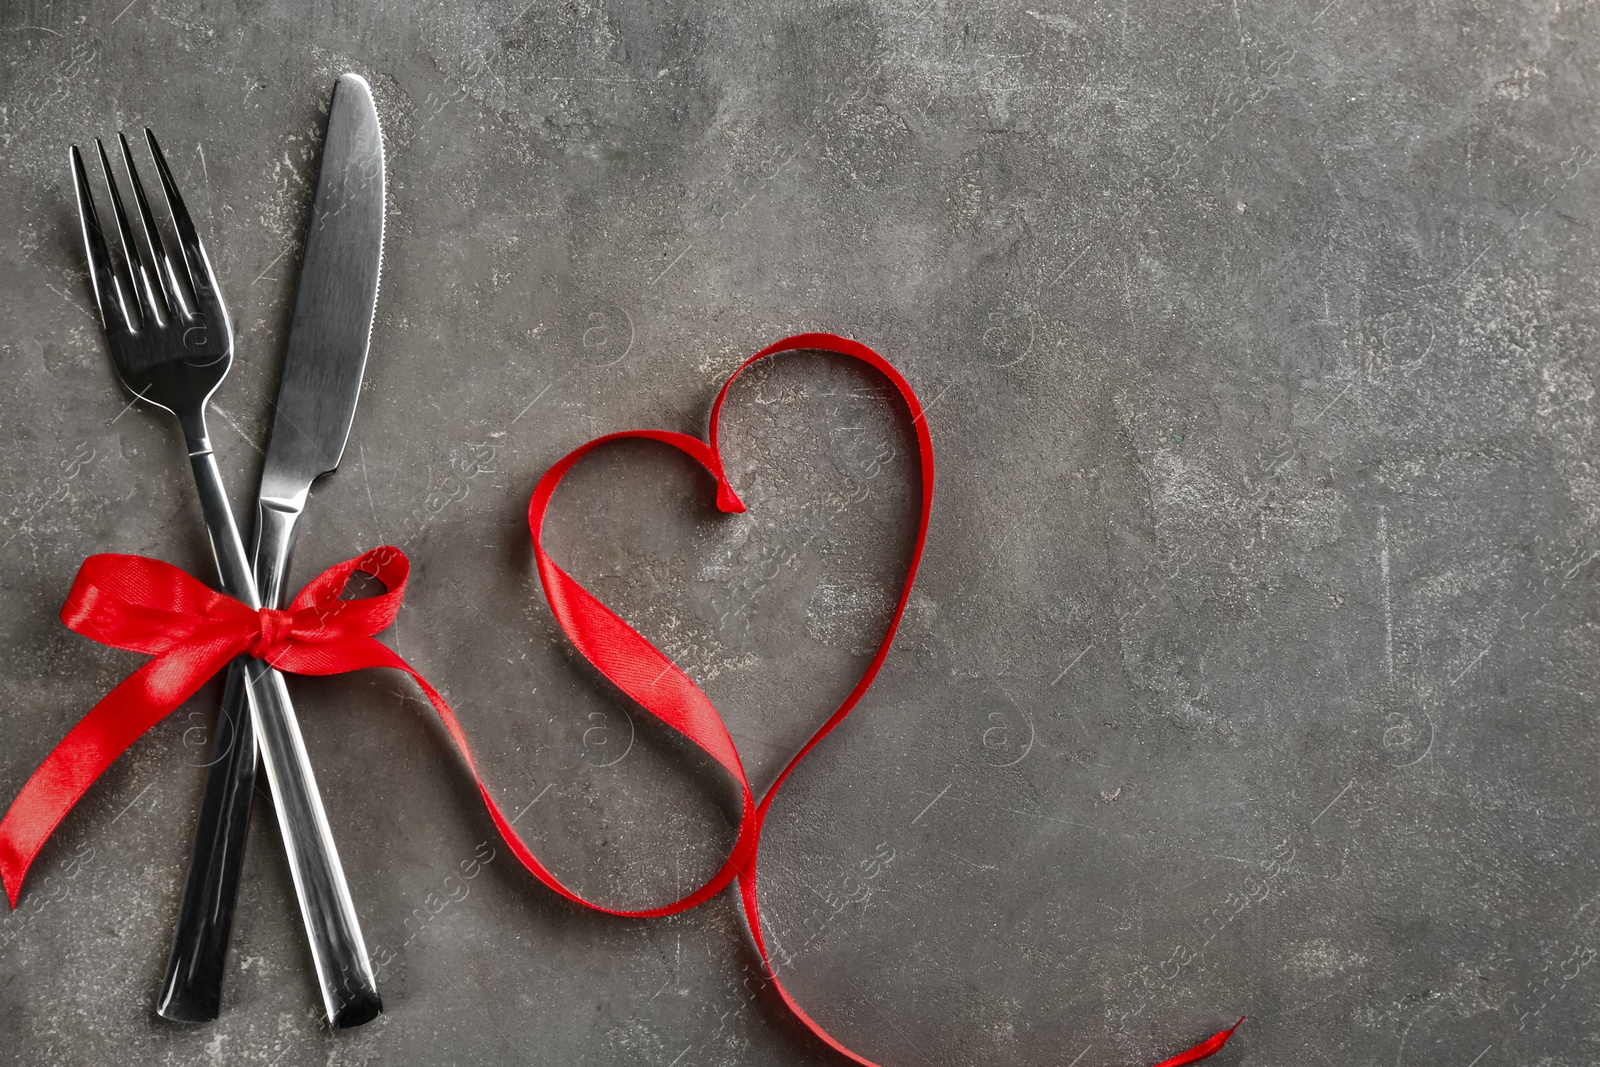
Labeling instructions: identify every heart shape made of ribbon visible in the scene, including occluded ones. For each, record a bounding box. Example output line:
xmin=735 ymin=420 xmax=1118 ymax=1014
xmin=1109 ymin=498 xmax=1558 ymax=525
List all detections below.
xmin=523 ymin=332 xmax=1240 ymax=1067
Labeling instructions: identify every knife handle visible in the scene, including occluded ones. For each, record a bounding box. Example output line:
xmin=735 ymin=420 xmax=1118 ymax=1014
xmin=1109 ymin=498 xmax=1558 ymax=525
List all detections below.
xmin=240 ymin=658 xmax=381 ymax=1028
xmin=162 ymin=432 xmax=380 ymax=1027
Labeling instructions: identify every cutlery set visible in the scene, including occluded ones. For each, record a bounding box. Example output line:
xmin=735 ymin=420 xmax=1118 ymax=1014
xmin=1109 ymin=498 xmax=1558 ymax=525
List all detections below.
xmin=71 ymin=73 xmax=387 ymax=1026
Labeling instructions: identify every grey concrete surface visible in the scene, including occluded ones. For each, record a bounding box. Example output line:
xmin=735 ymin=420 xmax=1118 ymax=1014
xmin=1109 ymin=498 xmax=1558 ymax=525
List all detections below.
xmin=2 ymin=0 xmax=1599 ymax=1064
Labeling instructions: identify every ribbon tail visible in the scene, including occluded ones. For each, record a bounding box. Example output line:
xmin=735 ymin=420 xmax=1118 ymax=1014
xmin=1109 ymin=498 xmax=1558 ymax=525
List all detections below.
xmin=0 ymin=654 xmax=214 ymax=907
xmin=735 ymin=860 xmax=889 ymax=1067
xmin=734 ymin=818 xmax=1240 ymax=1067
xmin=295 ymin=635 xmax=756 ymax=918
xmin=1151 ymin=1017 xmax=1244 ymax=1067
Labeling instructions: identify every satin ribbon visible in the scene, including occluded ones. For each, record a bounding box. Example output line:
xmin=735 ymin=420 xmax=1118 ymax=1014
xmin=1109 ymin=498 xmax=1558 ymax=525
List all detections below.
xmin=0 ymin=331 xmax=1241 ymax=1065
xmin=526 ymin=333 xmax=1241 ymax=1065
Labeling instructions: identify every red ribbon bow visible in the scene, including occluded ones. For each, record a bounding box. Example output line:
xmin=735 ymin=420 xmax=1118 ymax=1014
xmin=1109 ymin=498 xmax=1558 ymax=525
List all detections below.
xmin=0 ymin=332 xmax=1241 ymax=1067
xmin=0 ymin=546 xmax=420 ymax=904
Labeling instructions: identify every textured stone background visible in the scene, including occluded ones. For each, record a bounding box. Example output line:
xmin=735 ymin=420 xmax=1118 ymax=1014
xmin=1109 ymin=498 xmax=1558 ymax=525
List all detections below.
xmin=3 ymin=0 xmax=1599 ymax=1064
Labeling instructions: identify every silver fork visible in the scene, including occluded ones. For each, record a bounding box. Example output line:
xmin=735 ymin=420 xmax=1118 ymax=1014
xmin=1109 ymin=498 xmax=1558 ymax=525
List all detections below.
xmin=70 ymin=130 xmax=381 ymax=1027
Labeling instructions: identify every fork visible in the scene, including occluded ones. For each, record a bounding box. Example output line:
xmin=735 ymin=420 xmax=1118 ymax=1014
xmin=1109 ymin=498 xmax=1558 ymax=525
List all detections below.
xmin=70 ymin=130 xmax=381 ymax=1027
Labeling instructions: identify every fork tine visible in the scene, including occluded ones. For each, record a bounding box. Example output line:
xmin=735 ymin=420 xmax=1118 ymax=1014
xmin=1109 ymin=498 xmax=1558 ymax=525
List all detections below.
xmin=144 ymin=128 xmax=223 ymax=320
xmin=70 ymin=144 xmax=133 ymax=334
xmin=118 ymin=131 xmax=189 ymax=321
xmin=94 ymin=137 xmax=163 ymax=328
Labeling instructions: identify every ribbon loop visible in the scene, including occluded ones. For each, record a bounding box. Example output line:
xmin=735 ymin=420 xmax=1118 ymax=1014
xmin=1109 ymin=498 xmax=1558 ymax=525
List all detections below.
xmin=60 ymin=553 xmax=256 ymax=656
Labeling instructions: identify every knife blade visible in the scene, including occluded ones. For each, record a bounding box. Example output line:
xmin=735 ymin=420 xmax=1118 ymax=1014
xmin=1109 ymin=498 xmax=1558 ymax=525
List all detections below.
xmin=258 ymin=73 xmax=386 ymax=517
xmin=157 ymin=72 xmax=386 ymax=1026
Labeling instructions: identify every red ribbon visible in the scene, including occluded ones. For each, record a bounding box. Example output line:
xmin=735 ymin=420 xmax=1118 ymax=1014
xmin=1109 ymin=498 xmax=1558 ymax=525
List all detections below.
xmin=0 ymin=546 xmax=426 ymax=904
xmin=0 ymin=331 xmax=1241 ymax=1066
xmin=526 ymin=333 xmax=1241 ymax=1064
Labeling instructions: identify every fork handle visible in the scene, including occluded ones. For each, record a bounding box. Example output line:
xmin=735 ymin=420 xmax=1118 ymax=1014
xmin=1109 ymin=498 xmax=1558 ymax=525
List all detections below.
xmin=172 ymin=437 xmax=381 ymax=1027
xmin=156 ymin=657 xmax=257 ymax=1022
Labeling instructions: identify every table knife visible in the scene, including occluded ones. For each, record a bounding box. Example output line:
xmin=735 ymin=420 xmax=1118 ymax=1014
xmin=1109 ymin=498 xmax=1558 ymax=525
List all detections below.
xmin=157 ymin=73 xmax=386 ymax=1027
